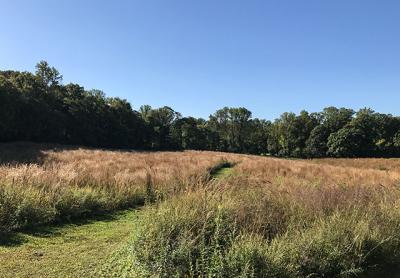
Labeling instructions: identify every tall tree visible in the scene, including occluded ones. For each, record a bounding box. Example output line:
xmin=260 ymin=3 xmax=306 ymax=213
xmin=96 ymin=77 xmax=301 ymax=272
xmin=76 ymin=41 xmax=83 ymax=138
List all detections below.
xmin=35 ymin=61 xmax=63 ymax=88
xmin=2 ymin=61 xmax=400 ymax=158
xmin=209 ymin=107 xmax=252 ymax=152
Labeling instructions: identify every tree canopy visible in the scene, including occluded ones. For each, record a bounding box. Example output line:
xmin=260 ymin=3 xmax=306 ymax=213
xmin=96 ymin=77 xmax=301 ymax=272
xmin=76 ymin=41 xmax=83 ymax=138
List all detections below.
xmin=1 ymin=62 xmax=400 ymax=158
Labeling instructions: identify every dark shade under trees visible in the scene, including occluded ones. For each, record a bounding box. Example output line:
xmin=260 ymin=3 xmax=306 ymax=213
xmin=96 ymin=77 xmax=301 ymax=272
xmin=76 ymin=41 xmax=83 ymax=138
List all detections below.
xmin=1 ymin=62 xmax=400 ymax=158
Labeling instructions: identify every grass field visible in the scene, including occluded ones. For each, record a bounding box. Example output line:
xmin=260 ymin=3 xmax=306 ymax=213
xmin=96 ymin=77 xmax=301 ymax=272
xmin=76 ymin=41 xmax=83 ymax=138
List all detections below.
xmin=0 ymin=211 xmax=136 ymax=278
xmin=2 ymin=143 xmax=400 ymax=277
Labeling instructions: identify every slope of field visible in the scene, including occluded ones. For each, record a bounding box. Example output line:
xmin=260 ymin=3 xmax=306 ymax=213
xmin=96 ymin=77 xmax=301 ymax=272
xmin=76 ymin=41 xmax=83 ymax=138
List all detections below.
xmin=2 ymin=143 xmax=400 ymax=277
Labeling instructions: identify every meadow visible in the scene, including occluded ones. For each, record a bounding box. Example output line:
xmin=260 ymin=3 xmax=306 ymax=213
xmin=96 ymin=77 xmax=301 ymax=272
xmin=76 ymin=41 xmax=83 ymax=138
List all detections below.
xmin=0 ymin=142 xmax=235 ymax=233
xmin=2 ymin=143 xmax=400 ymax=277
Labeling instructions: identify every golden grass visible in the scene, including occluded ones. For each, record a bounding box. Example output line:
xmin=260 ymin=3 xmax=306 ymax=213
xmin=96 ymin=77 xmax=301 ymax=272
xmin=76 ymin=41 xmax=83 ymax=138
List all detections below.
xmin=3 ymin=143 xmax=400 ymax=276
xmin=129 ymin=154 xmax=400 ymax=277
xmin=310 ymin=157 xmax=400 ymax=172
xmin=0 ymin=143 xmax=245 ymax=190
xmin=0 ymin=143 xmax=239 ymax=232
xmin=212 ymin=155 xmax=400 ymax=233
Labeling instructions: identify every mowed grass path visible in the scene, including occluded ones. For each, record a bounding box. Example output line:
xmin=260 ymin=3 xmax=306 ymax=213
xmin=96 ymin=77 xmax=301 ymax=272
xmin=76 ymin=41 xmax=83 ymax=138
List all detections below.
xmin=0 ymin=162 xmax=235 ymax=278
xmin=210 ymin=162 xmax=235 ymax=180
xmin=0 ymin=210 xmax=137 ymax=278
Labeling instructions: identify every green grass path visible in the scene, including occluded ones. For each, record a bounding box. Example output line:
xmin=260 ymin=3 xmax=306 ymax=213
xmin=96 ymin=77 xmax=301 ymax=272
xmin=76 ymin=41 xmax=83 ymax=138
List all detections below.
xmin=211 ymin=164 xmax=235 ymax=180
xmin=0 ymin=210 xmax=137 ymax=278
xmin=0 ymin=162 xmax=236 ymax=278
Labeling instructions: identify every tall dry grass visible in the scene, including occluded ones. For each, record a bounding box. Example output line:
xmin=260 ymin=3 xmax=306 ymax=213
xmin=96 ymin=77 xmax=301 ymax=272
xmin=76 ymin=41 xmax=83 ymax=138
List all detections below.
xmin=4 ymin=143 xmax=400 ymax=276
xmin=309 ymin=157 xmax=400 ymax=172
xmin=130 ymin=154 xmax=400 ymax=277
xmin=0 ymin=143 xmax=237 ymax=232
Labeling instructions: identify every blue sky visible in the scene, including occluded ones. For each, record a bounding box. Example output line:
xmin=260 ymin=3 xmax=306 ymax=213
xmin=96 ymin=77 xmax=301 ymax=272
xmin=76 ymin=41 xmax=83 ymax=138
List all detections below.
xmin=1 ymin=0 xmax=400 ymax=120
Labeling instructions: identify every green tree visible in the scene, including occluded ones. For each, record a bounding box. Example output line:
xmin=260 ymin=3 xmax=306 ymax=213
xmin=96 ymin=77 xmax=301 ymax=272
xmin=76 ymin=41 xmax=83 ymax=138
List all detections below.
xmin=2 ymin=61 xmax=400 ymax=158
xmin=321 ymin=107 xmax=354 ymax=132
xmin=246 ymin=119 xmax=270 ymax=154
xmin=327 ymin=126 xmax=365 ymax=157
xmin=35 ymin=61 xmax=63 ymax=88
xmin=305 ymin=125 xmax=330 ymax=157
xmin=171 ymin=117 xmax=208 ymax=150
xmin=209 ymin=107 xmax=252 ymax=152
xmin=145 ymin=106 xmax=181 ymax=149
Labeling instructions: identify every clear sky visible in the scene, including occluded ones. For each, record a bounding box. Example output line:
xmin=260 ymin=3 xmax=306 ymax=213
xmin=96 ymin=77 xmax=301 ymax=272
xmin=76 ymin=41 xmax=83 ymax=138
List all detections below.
xmin=1 ymin=0 xmax=400 ymax=120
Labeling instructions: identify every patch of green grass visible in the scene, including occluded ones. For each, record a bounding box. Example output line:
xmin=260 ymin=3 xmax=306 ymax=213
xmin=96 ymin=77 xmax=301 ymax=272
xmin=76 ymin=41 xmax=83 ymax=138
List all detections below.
xmin=209 ymin=160 xmax=235 ymax=180
xmin=0 ymin=210 xmax=137 ymax=278
xmin=212 ymin=167 xmax=234 ymax=180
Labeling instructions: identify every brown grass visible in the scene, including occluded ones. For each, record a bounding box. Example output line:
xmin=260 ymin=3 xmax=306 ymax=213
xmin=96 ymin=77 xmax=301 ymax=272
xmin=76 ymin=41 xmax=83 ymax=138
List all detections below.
xmin=309 ymin=157 xmax=400 ymax=172
xmin=0 ymin=143 xmax=239 ymax=232
xmin=129 ymin=154 xmax=400 ymax=277
xmin=0 ymin=144 xmax=240 ymax=193
xmin=3 ymin=143 xmax=400 ymax=276
xmin=215 ymin=156 xmax=400 ymax=233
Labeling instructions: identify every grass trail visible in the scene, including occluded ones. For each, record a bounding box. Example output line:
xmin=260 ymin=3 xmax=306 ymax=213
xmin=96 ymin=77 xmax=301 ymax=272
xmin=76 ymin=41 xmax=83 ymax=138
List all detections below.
xmin=0 ymin=210 xmax=137 ymax=278
xmin=100 ymin=161 xmax=238 ymax=277
xmin=210 ymin=162 xmax=235 ymax=180
xmin=0 ymin=161 xmax=237 ymax=278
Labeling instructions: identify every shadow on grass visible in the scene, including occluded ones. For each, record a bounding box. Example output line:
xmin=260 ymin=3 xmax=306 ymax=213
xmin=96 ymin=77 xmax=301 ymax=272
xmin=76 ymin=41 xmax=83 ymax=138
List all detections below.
xmin=0 ymin=232 xmax=28 ymax=247
xmin=0 ymin=209 xmax=137 ymax=247
xmin=0 ymin=141 xmax=83 ymax=165
xmin=0 ymin=141 xmax=174 ymax=166
xmin=364 ymin=265 xmax=400 ymax=278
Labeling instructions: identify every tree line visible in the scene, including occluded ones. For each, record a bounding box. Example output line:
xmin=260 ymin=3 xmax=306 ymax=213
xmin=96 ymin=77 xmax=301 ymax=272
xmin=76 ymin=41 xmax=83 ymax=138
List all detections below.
xmin=1 ymin=61 xmax=400 ymax=158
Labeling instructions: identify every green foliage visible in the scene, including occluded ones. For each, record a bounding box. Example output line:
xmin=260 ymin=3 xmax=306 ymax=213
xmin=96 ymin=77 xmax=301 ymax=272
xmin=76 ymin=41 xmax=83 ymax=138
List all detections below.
xmin=305 ymin=125 xmax=330 ymax=157
xmin=35 ymin=60 xmax=63 ymax=88
xmin=208 ymin=107 xmax=254 ymax=153
xmin=2 ymin=62 xmax=400 ymax=158
xmin=268 ymin=111 xmax=319 ymax=157
xmin=394 ymin=131 xmax=400 ymax=148
xmin=171 ymin=117 xmax=209 ymax=150
xmin=327 ymin=126 xmax=366 ymax=157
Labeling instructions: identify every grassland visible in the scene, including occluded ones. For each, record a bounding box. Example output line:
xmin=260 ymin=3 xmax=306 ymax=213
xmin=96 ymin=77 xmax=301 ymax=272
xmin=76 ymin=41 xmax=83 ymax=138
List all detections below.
xmin=0 ymin=143 xmax=235 ymax=233
xmin=0 ymin=211 xmax=136 ymax=278
xmin=2 ymin=143 xmax=400 ymax=277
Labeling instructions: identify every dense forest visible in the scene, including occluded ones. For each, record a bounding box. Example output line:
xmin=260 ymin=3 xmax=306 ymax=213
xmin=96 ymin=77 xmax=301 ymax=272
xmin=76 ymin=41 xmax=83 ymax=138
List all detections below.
xmin=1 ymin=61 xmax=400 ymax=158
